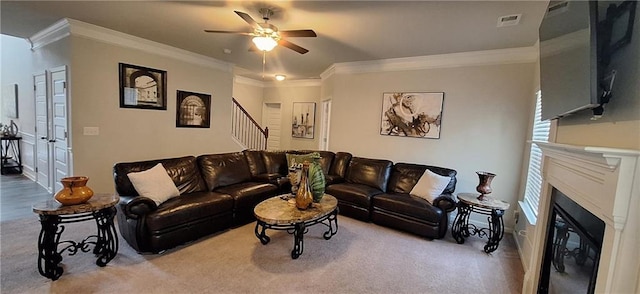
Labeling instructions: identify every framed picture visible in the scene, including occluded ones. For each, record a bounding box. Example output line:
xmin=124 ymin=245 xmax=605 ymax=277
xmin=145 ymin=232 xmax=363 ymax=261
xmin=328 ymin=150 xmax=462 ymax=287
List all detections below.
xmin=119 ymin=63 xmax=167 ymax=110
xmin=2 ymin=84 xmax=18 ymax=118
xmin=292 ymin=102 xmax=316 ymax=139
xmin=176 ymin=90 xmax=211 ymax=128
xmin=380 ymin=92 xmax=444 ymax=139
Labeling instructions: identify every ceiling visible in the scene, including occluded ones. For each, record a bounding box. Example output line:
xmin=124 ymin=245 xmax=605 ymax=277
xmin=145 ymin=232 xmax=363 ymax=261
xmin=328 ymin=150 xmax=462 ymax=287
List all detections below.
xmin=1 ymin=1 xmax=548 ymax=81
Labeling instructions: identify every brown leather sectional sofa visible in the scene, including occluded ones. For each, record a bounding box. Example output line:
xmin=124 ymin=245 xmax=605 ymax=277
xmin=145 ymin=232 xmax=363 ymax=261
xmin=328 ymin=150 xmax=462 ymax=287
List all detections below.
xmin=113 ymin=150 xmax=457 ymax=253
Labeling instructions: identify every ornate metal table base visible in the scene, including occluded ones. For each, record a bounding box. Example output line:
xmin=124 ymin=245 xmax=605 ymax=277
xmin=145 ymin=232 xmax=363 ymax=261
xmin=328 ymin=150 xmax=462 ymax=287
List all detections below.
xmin=254 ymin=208 xmax=338 ymax=259
xmin=452 ymin=201 xmax=506 ymax=254
xmin=552 ymin=219 xmax=591 ymax=273
xmin=37 ymin=207 xmax=118 ymax=280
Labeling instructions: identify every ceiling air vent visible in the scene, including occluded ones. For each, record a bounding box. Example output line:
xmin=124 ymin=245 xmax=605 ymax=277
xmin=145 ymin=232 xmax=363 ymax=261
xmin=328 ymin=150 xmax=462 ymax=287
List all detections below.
xmin=545 ymin=1 xmax=570 ymax=18
xmin=497 ymin=14 xmax=522 ymax=27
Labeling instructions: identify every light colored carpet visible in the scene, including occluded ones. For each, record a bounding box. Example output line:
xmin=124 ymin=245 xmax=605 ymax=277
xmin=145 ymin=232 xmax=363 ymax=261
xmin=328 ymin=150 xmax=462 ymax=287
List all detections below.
xmin=1 ymin=216 xmax=523 ymax=293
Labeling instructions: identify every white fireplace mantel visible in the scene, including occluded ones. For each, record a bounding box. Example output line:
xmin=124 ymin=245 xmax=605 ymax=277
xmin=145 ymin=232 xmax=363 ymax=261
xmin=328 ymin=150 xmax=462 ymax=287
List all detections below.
xmin=523 ymin=142 xmax=640 ymax=294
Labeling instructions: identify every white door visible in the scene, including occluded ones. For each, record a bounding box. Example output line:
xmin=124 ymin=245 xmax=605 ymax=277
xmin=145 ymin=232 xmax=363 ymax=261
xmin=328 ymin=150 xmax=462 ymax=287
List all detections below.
xmin=34 ymin=72 xmax=52 ymax=192
xmin=50 ymin=66 xmax=70 ymax=192
xmin=263 ymin=103 xmax=281 ymax=150
xmin=319 ymin=99 xmax=332 ymax=150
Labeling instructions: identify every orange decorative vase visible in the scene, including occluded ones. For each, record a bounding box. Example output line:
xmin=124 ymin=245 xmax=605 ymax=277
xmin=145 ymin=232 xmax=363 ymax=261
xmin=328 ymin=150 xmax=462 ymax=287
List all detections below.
xmin=54 ymin=176 xmax=94 ymax=205
xmin=295 ymin=162 xmax=313 ymax=210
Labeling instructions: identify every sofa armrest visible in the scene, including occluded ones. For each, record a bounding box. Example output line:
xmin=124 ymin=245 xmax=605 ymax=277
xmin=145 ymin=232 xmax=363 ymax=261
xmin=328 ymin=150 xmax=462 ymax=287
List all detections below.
xmin=118 ymin=195 xmax=158 ymax=219
xmin=433 ymin=194 xmax=456 ymax=213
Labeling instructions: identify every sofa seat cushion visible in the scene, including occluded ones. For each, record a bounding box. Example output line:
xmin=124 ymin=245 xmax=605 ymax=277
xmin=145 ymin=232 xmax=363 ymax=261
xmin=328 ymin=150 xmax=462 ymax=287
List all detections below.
xmin=372 ymin=193 xmax=443 ymax=223
xmin=215 ymin=182 xmax=278 ymax=210
xmin=146 ymin=191 xmax=234 ymax=232
xmin=326 ymin=183 xmax=383 ymax=207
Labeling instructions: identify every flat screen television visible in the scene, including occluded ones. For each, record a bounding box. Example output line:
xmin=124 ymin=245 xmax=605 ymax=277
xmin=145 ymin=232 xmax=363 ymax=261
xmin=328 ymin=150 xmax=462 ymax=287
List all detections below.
xmin=539 ymin=1 xmax=600 ymax=120
xmin=539 ymin=0 xmax=636 ymax=120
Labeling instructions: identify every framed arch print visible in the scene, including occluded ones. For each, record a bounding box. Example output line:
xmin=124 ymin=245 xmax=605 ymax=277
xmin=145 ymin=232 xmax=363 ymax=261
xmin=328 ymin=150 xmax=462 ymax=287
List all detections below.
xmin=119 ymin=63 xmax=167 ymax=110
xmin=176 ymin=90 xmax=211 ymax=128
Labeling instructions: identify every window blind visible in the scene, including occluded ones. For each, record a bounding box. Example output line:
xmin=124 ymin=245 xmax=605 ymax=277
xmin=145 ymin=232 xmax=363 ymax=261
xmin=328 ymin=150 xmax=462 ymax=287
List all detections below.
xmin=523 ymin=90 xmax=550 ymax=220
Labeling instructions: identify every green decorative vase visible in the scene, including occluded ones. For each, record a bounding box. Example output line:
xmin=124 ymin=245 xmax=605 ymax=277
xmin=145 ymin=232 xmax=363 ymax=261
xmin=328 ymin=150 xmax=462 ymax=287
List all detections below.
xmin=308 ymin=161 xmax=326 ymax=203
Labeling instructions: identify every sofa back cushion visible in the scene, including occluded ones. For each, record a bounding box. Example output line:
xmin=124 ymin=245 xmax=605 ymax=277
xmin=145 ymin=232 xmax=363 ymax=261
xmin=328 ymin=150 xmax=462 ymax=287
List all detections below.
xmin=388 ymin=163 xmax=457 ymax=194
xmin=244 ymin=150 xmax=266 ymax=176
xmin=198 ymin=152 xmax=253 ymax=190
xmin=304 ymin=150 xmax=335 ymax=175
xmin=261 ymin=151 xmax=288 ymax=175
xmin=329 ymin=152 xmax=352 ymax=177
xmin=113 ymin=156 xmax=207 ymax=196
xmin=345 ymin=157 xmax=392 ymax=191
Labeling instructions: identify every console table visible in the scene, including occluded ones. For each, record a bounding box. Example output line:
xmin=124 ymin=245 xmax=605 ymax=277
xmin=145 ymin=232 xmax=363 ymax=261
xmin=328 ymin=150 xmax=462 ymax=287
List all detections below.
xmin=254 ymin=194 xmax=338 ymax=259
xmin=1 ymin=136 xmax=22 ymax=175
xmin=32 ymin=194 xmax=119 ymax=280
xmin=451 ymin=192 xmax=510 ymax=254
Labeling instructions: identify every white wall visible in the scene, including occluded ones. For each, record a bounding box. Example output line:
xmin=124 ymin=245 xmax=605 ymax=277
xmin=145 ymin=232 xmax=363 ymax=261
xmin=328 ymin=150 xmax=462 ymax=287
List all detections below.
xmin=0 ymin=35 xmax=35 ymax=177
xmin=264 ymin=84 xmax=321 ymax=150
xmin=68 ymin=35 xmax=240 ymax=193
xmin=232 ymin=79 xmax=264 ymax=123
xmin=325 ymin=63 xmax=536 ymax=230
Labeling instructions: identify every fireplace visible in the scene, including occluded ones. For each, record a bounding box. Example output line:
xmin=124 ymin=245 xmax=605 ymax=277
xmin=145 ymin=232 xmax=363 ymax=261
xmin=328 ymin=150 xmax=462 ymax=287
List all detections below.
xmin=522 ymin=142 xmax=640 ymax=294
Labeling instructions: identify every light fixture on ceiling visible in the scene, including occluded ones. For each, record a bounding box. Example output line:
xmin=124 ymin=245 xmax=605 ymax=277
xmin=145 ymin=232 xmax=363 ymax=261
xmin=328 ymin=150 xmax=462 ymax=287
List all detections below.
xmin=252 ymin=36 xmax=278 ymax=52
xmin=275 ymin=74 xmax=286 ymax=81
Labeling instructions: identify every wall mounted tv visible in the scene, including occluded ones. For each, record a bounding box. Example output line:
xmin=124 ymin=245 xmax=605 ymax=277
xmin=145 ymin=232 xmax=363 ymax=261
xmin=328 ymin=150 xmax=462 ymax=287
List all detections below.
xmin=539 ymin=0 xmax=636 ymax=120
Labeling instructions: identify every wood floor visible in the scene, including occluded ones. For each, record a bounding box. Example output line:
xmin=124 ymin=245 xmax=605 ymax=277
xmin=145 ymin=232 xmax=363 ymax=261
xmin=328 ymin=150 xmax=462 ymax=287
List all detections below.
xmin=0 ymin=174 xmax=52 ymax=222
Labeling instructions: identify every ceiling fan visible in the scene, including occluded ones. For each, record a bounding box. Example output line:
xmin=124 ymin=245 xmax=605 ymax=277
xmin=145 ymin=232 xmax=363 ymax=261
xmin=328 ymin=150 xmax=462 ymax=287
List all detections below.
xmin=205 ymin=8 xmax=317 ymax=54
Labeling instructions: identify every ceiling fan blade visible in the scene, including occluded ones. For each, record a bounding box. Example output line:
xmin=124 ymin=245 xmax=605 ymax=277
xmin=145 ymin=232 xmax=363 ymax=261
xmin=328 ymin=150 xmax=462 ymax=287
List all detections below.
xmin=278 ymin=39 xmax=309 ymax=54
xmin=279 ymin=30 xmax=317 ymax=38
xmin=234 ymin=11 xmax=262 ymax=31
xmin=204 ymin=30 xmax=254 ymax=36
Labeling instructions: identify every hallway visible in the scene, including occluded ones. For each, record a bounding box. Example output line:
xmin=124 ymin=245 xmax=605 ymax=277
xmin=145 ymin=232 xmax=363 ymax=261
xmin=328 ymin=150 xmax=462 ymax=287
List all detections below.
xmin=0 ymin=175 xmax=51 ymax=222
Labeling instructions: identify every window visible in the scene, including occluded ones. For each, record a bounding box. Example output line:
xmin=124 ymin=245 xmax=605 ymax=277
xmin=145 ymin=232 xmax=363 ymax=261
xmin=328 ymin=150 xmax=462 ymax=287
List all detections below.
xmin=520 ymin=90 xmax=550 ymax=224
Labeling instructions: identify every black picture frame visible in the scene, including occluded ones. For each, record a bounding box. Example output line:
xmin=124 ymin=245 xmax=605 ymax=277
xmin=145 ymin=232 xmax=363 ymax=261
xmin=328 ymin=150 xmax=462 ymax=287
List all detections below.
xmin=291 ymin=102 xmax=316 ymax=139
xmin=119 ymin=63 xmax=167 ymax=110
xmin=176 ymin=90 xmax=211 ymax=128
xmin=380 ymin=92 xmax=444 ymax=139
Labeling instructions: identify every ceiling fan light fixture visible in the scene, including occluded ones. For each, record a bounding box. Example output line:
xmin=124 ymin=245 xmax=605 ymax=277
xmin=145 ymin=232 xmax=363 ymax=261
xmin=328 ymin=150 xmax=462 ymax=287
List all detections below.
xmin=252 ymin=36 xmax=278 ymax=51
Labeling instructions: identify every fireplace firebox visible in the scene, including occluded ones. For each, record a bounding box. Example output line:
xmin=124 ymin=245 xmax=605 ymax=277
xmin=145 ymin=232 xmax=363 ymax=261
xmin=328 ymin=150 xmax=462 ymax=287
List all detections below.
xmin=538 ymin=189 xmax=605 ymax=293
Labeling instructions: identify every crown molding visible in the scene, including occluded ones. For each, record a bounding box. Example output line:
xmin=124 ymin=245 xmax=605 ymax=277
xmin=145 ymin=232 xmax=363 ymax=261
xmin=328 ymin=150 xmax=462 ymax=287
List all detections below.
xmin=234 ymin=76 xmax=264 ymax=87
xmin=29 ymin=18 xmax=233 ymax=72
xmin=321 ymin=46 xmax=538 ymax=79
xmin=233 ymin=76 xmax=321 ymax=88
xmin=29 ymin=18 xmax=71 ymax=50
xmin=264 ymin=79 xmax=321 ymax=88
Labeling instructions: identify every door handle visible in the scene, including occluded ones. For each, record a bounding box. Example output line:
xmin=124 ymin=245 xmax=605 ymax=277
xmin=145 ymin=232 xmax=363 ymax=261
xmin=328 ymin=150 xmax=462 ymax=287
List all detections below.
xmin=48 ymin=139 xmax=56 ymax=143
xmin=40 ymin=137 xmax=47 ymax=140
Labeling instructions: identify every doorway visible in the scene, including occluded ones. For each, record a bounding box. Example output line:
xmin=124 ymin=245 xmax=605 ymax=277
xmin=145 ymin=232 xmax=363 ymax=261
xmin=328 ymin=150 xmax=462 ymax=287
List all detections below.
xmin=319 ymin=99 xmax=332 ymax=151
xmin=33 ymin=66 xmax=70 ymax=192
xmin=262 ymin=103 xmax=281 ymax=150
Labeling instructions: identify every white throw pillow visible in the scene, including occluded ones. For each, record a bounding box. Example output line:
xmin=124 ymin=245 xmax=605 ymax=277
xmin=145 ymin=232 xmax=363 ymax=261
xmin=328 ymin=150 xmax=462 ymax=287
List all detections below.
xmin=127 ymin=163 xmax=180 ymax=205
xmin=410 ymin=169 xmax=451 ymax=204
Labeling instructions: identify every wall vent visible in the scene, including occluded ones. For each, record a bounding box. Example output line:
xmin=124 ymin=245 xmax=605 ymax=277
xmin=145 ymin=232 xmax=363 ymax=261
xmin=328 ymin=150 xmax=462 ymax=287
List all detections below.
xmin=497 ymin=14 xmax=522 ymax=27
xmin=545 ymin=1 xmax=570 ymax=18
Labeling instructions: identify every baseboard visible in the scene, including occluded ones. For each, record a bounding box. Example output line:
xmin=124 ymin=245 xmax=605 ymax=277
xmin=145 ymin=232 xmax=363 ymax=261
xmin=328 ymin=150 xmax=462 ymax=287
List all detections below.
xmin=514 ymin=230 xmax=529 ymax=270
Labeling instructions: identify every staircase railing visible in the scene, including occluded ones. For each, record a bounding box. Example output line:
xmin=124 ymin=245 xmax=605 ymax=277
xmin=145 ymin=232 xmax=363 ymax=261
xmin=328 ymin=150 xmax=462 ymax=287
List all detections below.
xmin=231 ymin=98 xmax=269 ymax=150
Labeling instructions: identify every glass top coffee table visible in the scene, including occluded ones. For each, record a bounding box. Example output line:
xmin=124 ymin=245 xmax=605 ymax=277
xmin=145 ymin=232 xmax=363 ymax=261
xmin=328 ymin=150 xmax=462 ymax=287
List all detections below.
xmin=254 ymin=194 xmax=338 ymax=259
